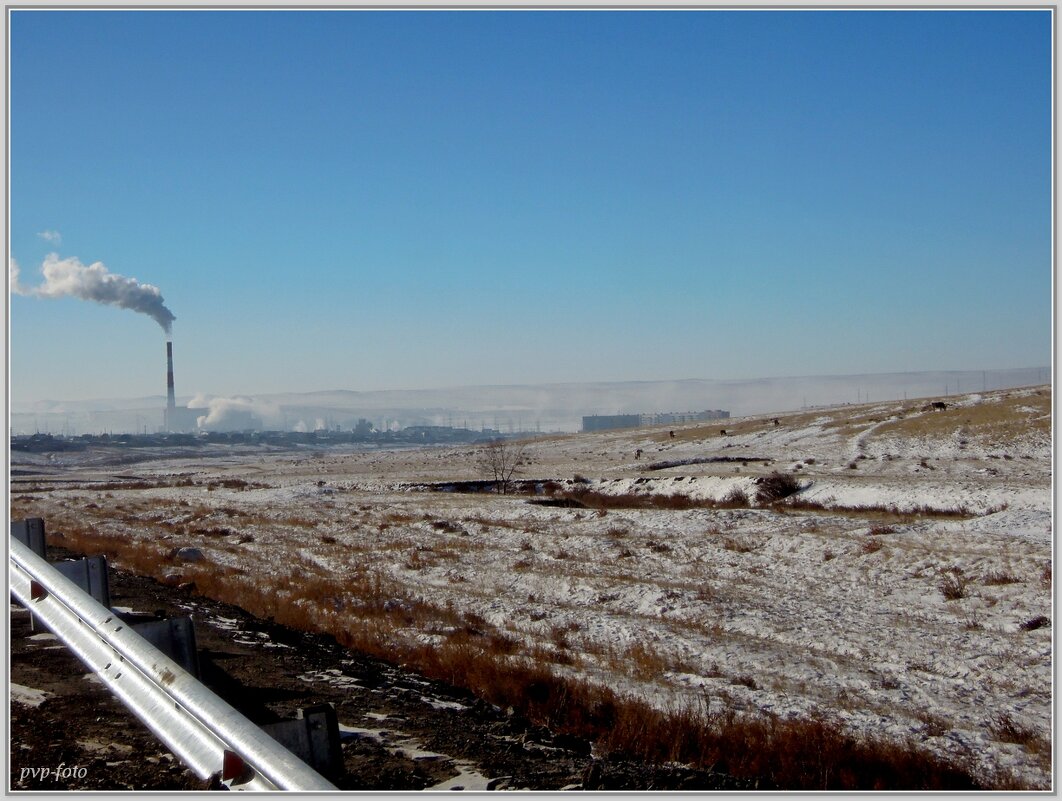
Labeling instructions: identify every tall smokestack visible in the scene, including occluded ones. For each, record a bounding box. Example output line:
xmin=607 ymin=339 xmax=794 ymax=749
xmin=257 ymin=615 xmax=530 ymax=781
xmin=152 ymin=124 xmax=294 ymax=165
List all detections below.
xmin=166 ymin=340 xmax=176 ymax=430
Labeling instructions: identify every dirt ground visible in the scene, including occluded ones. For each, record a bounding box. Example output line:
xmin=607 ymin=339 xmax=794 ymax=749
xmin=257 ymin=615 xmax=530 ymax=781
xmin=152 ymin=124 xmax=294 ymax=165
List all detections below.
xmin=9 ymin=544 xmax=754 ymax=792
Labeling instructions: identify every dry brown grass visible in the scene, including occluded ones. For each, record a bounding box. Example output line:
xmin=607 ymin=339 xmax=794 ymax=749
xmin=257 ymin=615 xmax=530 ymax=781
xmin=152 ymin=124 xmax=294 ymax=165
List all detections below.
xmin=83 ymin=478 xmax=198 ymax=491
xmin=873 ymin=390 xmax=1050 ymax=445
xmin=594 ymin=695 xmax=992 ymax=790
xmin=31 ymin=505 xmax=1032 ymax=791
xmin=989 ymin=713 xmax=1050 ymax=756
xmin=784 ymin=498 xmax=980 ymax=521
xmin=982 ymin=570 xmax=1021 ymax=586
xmin=621 ymin=641 xmax=675 ymax=680
xmin=541 ymin=488 xmax=750 ymax=512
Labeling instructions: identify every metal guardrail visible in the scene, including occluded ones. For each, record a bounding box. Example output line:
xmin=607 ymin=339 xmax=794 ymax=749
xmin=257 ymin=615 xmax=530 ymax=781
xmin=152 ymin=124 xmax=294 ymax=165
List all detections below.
xmin=9 ymin=536 xmax=338 ymax=792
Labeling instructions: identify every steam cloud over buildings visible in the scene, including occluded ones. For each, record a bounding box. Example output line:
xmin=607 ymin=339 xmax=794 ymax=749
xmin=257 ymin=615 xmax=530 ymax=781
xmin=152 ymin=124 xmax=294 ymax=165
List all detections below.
xmin=186 ymin=393 xmax=283 ymax=432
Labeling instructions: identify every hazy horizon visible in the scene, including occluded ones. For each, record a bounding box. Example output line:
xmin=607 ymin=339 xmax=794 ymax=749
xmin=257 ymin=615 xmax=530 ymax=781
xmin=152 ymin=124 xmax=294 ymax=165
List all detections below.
xmin=10 ymin=364 xmax=1052 ymax=409
xmin=10 ymin=365 xmax=1050 ymax=436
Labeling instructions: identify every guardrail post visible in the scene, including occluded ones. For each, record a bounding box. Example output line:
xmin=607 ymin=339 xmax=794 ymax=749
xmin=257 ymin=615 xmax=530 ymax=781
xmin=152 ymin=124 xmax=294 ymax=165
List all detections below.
xmin=53 ymin=556 xmax=111 ymax=608
xmin=11 ymin=517 xmax=46 ymax=558
xmin=131 ymin=617 xmax=201 ymax=679
xmin=262 ymin=704 xmax=344 ymax=780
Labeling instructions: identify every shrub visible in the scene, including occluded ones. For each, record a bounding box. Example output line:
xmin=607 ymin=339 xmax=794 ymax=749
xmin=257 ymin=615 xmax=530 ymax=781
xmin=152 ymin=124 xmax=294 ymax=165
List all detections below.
xmin=430 ymin=519 xmax=465 ymax=534
xmin=754 ymin=472 xmax=802 ymax=505
xmin=721 ymin=487 xmax=750 ymax=508
xmin=1019 ymin=616 xmax=1050 ymax=632
xmin=861 ymin=539 xmax=883 ymax=555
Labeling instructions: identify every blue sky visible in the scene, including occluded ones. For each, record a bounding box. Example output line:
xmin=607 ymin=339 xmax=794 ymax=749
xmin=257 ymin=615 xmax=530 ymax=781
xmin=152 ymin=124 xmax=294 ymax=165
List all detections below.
xmin=9 ymin=9 xmax=1052 ymax=403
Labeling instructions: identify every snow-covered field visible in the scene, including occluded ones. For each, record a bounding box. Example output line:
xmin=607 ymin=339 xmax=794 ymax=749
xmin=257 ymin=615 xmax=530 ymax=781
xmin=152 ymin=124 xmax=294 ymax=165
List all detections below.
xmin=11 ymin=385 xmax=1053 ymax=787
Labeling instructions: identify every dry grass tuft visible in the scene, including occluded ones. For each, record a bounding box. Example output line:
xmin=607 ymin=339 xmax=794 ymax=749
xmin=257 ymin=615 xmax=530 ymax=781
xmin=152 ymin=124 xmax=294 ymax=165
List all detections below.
xmin=982 ymin=570 xmax=1020 ymax=586
xmin=622 ymin=641 xmax=673 ymax=680
xmin=939 ymin=569 xmax=968 ymax=601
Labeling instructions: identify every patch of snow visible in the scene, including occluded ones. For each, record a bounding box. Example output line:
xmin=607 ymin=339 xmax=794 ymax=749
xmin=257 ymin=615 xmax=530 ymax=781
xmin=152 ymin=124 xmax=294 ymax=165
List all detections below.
xmin=419 ymin=695 xmax=468 ymax=711
xmin=11 ymin=682 xmax=51 ymax=707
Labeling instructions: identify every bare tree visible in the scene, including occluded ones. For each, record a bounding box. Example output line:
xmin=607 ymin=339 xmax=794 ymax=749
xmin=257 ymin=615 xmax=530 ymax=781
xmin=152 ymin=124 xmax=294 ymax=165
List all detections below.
xmin=477 ymin=437 xmax=528 ymax=494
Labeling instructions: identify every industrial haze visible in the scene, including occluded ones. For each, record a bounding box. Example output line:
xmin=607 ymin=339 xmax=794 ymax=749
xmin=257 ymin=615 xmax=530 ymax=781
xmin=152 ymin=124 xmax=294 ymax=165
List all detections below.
xmin=9 ymin=367 xmax=1050 ymax=436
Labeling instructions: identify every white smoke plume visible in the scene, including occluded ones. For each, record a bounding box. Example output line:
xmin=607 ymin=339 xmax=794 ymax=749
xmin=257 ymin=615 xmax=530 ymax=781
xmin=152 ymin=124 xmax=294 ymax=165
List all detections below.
xmin=288 ymin=418 xmax=328 ymax=433
xmin=13 ymin=253 xmax=176 ymax=336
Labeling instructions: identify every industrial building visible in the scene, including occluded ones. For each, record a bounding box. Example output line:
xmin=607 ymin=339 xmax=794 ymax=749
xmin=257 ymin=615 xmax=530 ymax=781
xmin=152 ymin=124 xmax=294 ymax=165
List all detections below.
xmin=582 ymin=409 xmax=730 ymax=433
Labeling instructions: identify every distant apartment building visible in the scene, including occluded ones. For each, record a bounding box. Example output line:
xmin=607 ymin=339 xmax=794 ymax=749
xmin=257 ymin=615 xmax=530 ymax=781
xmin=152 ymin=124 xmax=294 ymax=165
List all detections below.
xmin=581 ymin=414 xmax=643 ymax=433
xmin=581 ymin=409 xmax=729 ymax=433
xmin=650 ymin=410 xmax=730 ymax=425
